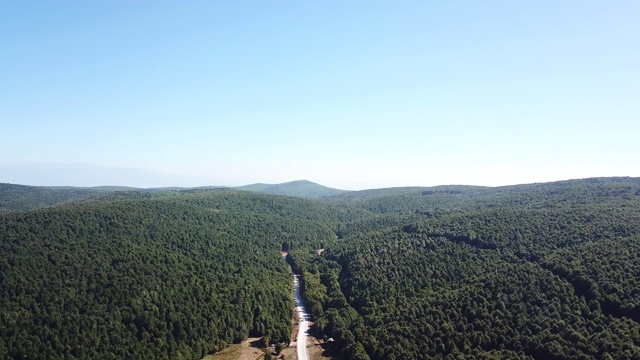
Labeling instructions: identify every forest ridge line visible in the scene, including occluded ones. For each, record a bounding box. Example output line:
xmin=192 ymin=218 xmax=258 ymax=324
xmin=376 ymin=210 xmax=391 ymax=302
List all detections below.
xmin=1 ymin=176 xmax=640 ymax=358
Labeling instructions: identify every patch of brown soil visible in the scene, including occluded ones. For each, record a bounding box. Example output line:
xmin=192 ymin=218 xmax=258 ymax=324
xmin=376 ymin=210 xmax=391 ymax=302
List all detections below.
xmin=202 ymin=337 xmax=264 ymax=360
xmin=307 ymin=335 xmax=335 ymax=360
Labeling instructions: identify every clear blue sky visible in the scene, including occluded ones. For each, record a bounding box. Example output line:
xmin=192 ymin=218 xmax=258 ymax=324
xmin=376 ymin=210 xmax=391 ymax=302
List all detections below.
xmin=1 ymin=1 xmax=638 ymax=189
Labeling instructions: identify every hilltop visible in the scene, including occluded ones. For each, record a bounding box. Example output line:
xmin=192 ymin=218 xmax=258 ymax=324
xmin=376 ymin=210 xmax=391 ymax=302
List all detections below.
xmin=235 ymin=180 xmax=349 ymax=198
xmin=0 ymin=180 xmax=347 ymax=213
xmin=0 ymin=183 xmax=113 ymax=214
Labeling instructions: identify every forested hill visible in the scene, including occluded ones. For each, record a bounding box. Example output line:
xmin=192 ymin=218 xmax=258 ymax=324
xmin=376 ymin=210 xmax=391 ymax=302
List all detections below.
xmin=3 ymin=177 xmax=640 ymax=359
xmin=235 ymin=180 xmax=349 ymax=198
xmin=0 ymin=183 xmax=187 ymax=214
xmin=289 ymin=177 xmax=640 ymax=359
xmin=0 ymin=180 xmax=348 ymax=213
xmin=0 ymin=189 xmax=346 ymax=359
xmin=0 ymin=183 xmax=113 ymax=214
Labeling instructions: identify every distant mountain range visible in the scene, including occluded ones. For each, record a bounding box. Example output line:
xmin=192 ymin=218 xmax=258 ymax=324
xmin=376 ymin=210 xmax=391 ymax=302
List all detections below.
xmin=0 ymin=180 xmax=348 ymax=213
xmin=5 ymin=177 xmax=637 ymax=214
xmin=0 ymin=163 xmax=350 ymax=199
xmin=0 ymin=163 xmax=221 ymax=188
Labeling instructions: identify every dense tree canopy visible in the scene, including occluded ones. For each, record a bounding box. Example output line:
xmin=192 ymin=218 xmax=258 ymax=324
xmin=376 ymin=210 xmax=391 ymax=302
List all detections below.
xmin=0 ymin=183 xmax=110 ymax=214
xmin=0 ymin=190 xmax=341 ymax=359
xmin=291 ymin=177 xmax=640 ymax=359
xmin=2 ymin=177 xmax=640 ymax=359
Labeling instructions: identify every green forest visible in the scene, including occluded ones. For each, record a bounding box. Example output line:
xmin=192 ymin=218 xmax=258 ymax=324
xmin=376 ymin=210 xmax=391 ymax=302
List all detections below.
xmin=0 ymin=189 xmax=342 ymax=358
xmin=1 ymin=178 xmax=640 ymax=359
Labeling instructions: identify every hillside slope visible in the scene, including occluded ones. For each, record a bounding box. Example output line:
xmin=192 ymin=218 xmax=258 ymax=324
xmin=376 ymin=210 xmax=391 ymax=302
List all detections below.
xmin=3 ymin=177 xmax=640 ymax=359
xmin=0 ymin=190 xmax=343 ymax=359
xmin=291 ymin=177 xmax=640 ymax=359
xmin=0 ymin=183 xmax=113 ymax=213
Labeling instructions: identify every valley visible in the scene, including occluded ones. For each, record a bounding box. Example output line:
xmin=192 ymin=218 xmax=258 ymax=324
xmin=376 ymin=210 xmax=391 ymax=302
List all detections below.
xmin=1 ymin=178 xmax=640 ymax=359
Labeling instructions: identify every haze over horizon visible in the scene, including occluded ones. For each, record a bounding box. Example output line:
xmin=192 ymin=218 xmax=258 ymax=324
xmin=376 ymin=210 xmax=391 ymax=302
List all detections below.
xmin=1 ymin=162 xmax=637 ymax=192
xmin=2 ymin=1 xmax=638 ymax=190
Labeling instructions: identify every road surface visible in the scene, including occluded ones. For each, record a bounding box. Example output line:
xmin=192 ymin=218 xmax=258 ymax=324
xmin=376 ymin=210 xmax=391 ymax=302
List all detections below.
xmin=293 ymin=274 xmax=309 ymax=360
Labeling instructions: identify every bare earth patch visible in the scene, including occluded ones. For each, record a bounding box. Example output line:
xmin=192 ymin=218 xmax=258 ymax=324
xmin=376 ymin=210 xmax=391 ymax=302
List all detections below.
xmin=202 ymin=338 xmax=264 ymax=360
xmin=307 ymin=335 xmax=334 ymax=360
xmin=279 ymin=346 xmax=297 ymax=359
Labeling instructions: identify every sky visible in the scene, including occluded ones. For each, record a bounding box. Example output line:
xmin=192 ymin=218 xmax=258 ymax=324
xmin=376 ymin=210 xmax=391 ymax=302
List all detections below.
xmin=1 ymin=1 xmax=639 ymax=190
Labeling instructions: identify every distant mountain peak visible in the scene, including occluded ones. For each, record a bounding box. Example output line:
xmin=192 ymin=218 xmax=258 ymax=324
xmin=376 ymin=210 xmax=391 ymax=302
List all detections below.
xmin=235 ymin=180 xmax=349 ymax=198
